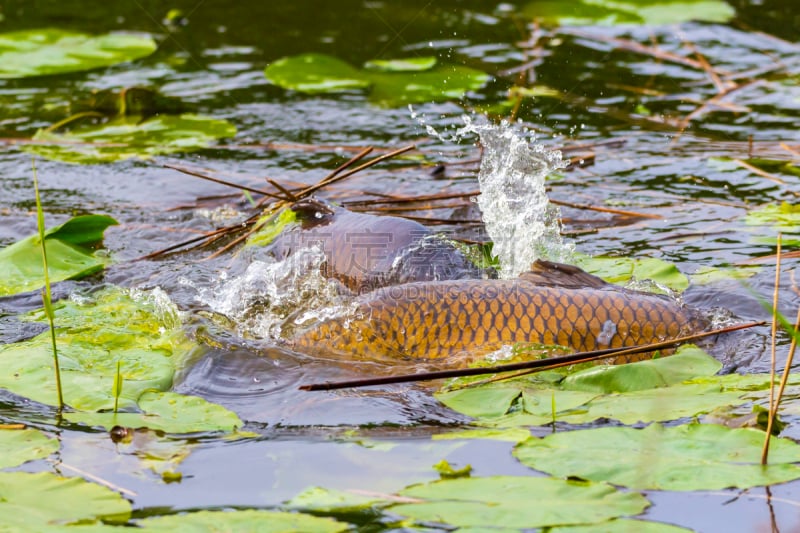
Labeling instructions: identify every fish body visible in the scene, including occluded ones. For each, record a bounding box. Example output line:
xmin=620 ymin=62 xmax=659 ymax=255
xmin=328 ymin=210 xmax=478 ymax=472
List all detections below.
xmin=292 ymin=260 xmax=705 ymax=360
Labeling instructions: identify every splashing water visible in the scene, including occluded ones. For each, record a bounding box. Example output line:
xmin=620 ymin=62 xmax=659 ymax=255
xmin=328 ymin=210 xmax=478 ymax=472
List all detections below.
xmin=190 ymin=246 xmax=347 ymax=340
xmin=412 ymin=110 xmax=572 ymax=278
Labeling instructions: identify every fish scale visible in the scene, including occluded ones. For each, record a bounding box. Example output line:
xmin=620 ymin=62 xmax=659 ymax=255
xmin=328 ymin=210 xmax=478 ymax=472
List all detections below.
xmin=292 ymin=277 xmax=704 ymax=361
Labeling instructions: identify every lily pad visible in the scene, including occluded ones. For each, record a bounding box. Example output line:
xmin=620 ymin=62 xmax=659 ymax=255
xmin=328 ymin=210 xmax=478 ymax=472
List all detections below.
xmin=551 ymin=519 xmax=693 ymax=532
xmin=562 ymin=345 xmax=722 ymax=393
xmin=0 ymin=29 xmax=156 ymax=79
xmin=390 ymin=476 xmax=649 ymax=529
xmin=136 ymin=509 xmax=347 ymax=532
xmin=574 ymin=254 xmax=689 ymax=292
xmin=0 ymin=214 xmax=117 ymax=297
xmin=1 ymin=287 xmax=193 ymax=411
xmin=265 ymin=53 xmax=490 ymax=106
xmin=364 ymin=56 xmax=438 ymax=72
xmin=745 ymin=202 xmax=800 ymax=233
xmin=437 ymin=345 xmax=741 ymax=426
xmin=523 ymin=0 xmax=734 ymax=26
xmin=0 ymin=472 xmax=131 ymax=529
xmin=0 ymin=427 xmax=59 ymax=469
xmin=514 ymin=424 xmax=800 ymax=490
xmin=66 ymin=391 xmax=242 ymax=434
xmin=29 ymin=114 xmax=237 ymax=164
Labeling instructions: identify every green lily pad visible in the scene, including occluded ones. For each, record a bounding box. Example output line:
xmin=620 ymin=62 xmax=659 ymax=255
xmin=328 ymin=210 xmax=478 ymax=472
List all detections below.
xmin=265 ymin=53 xmax=490 ymax=106
xmin=1 ymin=287 xmax=193 ymax=411
xmin=574 ymin=255 xmax=689 ymax=292
xmin=562 ymin=345 xmax=722 ymax=393
xmin=551 ymin=518 xmax=693 ymax=532
xmin=690 ymin=265 xmax=760 ymax=285
xmin=433 ymin=427 xmax=532 ymax=443
xmin=0 ymin=214 xmax=117 ymax=297
xmin=136 ymin=509 xmax=347 ymax=532
xmin=558 ymin=382 xmax=746 ymax=425
xmin=523 ymin=0 xmax=734 ymax=26
xmin=66 ymin=391 xmax=242 ymax=434
xmin=0 ymin=29 xmax=156 ymax=79
xmin=0 ymin=472 xmax=131 ymax=529
xmin=286 ymin=486 xmax=389 ymax=513
xmin=390 ymin=476 xmax=649 ymax=529
xmin=29 ymin=114 xmax=237 ymax=164
xmin=0 ymin=428 xmax=59 ymax=469
xmin=364 ymin=56 xmax=438 ymax=72
xmin=515 ymin=424 xmax=800 ymax=490
xmin=437 ymin=345 xmax=740 ymax=427
xmin=745 ymin=202 xmax=800 ymax=233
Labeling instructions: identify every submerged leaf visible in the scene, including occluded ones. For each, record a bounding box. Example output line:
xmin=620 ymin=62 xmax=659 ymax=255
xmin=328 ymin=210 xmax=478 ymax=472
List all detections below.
xmin=0 ymin=427 xmax=59 ymax=469
xmin=136 ymin=509 xmax=347 ymax=532
xmin=391 ymin=475 xmax=649 ymax=529
xmin=0 ymin=214 xmax=117 ymax=297
xmin=515 ymin=424 xmax=800 ymax=490
xmin=29 ymin=114 xmax=236 ymax=164
xmin=0 ymin=29 xmax=156 ymax=79
xmin=265 ymin=53 xmax=489 ymax=106
xmin=0 ymin=472 xmax=131 ymax=529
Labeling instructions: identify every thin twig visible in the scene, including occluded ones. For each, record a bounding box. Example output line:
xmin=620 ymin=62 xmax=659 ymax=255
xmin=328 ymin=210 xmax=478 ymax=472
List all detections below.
xmin=762 ymin=234 xmax=782 ymax=465
xmin=164 ymin=164 xmax=289 ymax=201
xmin=57 ymin=462 xmax=137 ymax=498
xmin=299 ymin=321 xmax=764 ymax=391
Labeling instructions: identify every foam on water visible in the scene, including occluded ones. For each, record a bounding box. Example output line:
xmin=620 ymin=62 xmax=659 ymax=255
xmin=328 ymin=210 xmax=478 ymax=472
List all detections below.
xmin=413 ymin=111 xmax=573 ymax=278
xmin=189 ymin=246 xmax=348 ymax=340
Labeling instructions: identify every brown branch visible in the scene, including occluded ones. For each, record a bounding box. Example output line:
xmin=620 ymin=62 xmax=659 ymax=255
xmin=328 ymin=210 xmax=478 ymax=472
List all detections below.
xmin=164 ymin=163 xmax=289 ymax=201
xmin=299 ymin=321 xmax=764 ymax=391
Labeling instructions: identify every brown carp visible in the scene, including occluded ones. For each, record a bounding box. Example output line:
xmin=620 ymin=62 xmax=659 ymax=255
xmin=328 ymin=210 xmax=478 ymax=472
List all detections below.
xmin=291 ymin=260 xmax=706 ymax=360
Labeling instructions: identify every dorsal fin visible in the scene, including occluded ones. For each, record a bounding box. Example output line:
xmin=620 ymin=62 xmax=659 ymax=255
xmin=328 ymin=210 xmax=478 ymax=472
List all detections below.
xmin=518 ymin=260 xmax=610 ymax=289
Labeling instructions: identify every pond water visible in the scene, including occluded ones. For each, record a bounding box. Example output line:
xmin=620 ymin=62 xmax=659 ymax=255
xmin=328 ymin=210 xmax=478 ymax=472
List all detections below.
xmin=2 ymin=0 xmax=800 ymax=531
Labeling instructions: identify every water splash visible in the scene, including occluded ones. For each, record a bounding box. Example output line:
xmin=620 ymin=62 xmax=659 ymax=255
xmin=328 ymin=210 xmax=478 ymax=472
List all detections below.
xmin=412 ymin=109 xmax=572 ymax=278
xmin=190 ymin=246 xmax=347 ymax=340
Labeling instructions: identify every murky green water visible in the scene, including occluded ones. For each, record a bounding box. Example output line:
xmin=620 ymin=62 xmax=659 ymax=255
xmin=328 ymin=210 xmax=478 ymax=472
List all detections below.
xmin=2 ymin=0 xmax=800 ymax=531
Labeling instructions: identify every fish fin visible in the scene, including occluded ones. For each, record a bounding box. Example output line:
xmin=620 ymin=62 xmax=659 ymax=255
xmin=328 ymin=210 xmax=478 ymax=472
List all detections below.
xmin=519 ymin=260 xmax=610 ymax=289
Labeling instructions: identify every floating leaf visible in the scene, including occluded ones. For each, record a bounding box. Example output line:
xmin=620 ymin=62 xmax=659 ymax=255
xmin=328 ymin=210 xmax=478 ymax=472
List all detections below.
xmin=558 ymin=382 xmax=746 ymax=425
xmin=66 ymin=391 xmax=242 ymax=434
xmin=0 ymin=472 xmax=131 ymax=529
xmin=136 ymin=509 xmax=347 ymax=532
xmin=390 ymin=476 xmax=649 ymax=529
xmin=0 ymin=428 xmax=58 ymax=469
xmin=551 ymin=518 xmax=693 ymax=532
xmin=364 ymin=56 xmax=438 ymax=72
xmin=438 ymin=346 xmax=747 ymax=426
xmin=0 ymin=214 xmax=117 ymax=297
xmin=562 ymin=345 xmax=722 ymax=393
xmin=690 ymin=265 xmax=760 ymax=285
xmin=0 ymin=287 xmax=192 ymax=411
xmin=265 ymin=53 xmax=490 ymax=106
xmin=574 ymin=255 xmax=689 ymax=292
xmin=286 ymin=486 xmax=388 ymax=514
xmin=515 ymin=424 xmax=800 ymax=490
xmin=744 ymin=202 xmax=800 ymax=233
xmin=433 ymin=427 xmax=532 ymax=443
xmin=265 ymin=53 xmax=370 ymax=93
xmin=523 ymin=0 xmax=734 ymax=26
xmin=0 ymin=29 xmax=156 ymax=79
xmin=29 ymin=114 xmax=236 ymax=164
